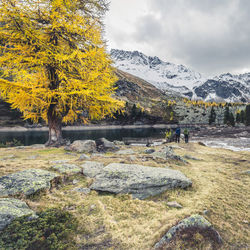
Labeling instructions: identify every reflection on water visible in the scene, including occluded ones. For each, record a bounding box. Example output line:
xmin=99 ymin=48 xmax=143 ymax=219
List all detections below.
xmin=0 ymin=127 xmax=166 ymax=146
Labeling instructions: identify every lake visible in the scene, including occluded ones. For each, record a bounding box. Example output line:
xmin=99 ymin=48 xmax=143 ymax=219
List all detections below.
xmin=0 ymin=127 xmax=166 ymax=146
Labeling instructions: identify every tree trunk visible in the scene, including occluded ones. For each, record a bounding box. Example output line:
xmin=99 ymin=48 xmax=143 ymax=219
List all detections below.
xmin=45 ymin=105 xmax=65 ymax=147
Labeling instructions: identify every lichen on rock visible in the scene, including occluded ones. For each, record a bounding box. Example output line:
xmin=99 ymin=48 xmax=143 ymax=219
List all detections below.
xmin=0 ymin=198 xmax=37 ymax=230
xmin=154 ymin=214 xmax=223 ymax=249
xmin=0 ymin=169 xmax=59 ymax=197
xmin=90 ymin=163 xmax=192 ymax=199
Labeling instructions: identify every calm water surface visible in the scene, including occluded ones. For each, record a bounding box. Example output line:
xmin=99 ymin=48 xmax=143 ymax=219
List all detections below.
xmin=0 ymin=127 xmax=166 ymax=146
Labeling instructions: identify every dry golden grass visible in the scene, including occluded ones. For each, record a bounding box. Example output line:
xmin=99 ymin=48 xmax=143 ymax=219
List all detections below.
xmin=0 ymin=142 xmax=249 ymax=249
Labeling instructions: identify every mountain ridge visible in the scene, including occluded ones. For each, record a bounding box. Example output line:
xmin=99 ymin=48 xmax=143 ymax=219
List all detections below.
xmin=111 ymin=49 xmax=250 ymax=103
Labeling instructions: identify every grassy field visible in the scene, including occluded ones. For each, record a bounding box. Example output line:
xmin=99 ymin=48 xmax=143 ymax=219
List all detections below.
xmin=0 ymin=142 xmax=249 ymax=249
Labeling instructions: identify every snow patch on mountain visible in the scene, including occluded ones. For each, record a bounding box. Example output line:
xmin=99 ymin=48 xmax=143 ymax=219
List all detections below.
xmin=111 ymin=49 xmax=250 ymax=102
xmin=110 ymin=49 xmax=205 ymax=95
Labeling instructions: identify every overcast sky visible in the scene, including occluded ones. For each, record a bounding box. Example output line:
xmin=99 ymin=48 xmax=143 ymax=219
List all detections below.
xmin=104 ymin=0 xmax=250 ymax=77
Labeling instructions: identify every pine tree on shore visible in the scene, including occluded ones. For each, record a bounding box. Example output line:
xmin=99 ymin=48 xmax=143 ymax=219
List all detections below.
xmin=245 ymin=105 xmax=250 ymax=126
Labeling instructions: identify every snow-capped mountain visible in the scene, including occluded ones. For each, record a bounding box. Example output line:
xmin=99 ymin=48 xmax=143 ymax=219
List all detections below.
xmin=194 ymin=73 xmax=250 ymax=102
xmin=111 ymin=49 xmax=250 ymax=102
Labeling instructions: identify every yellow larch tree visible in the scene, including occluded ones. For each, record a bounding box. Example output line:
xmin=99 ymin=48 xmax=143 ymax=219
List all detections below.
xmin=0 ymin=0 xmax=123 ymax=146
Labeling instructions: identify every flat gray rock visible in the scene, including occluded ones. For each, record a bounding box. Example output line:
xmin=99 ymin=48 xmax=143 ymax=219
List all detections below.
xmin=50 ymin=160 xmax=69 ymax=164
xmin=167 ymin=201 xmax=183 ymax=208
xmin=0 ymin=198 xmax=37 ymax=230
xmin=154 ymin=214 xmax=223 ymax=249
xmin=90 ymin=163 xmax=192 ymax=199
xmin=81 ymin=161 xmax=104 ymax=178
xmin=52 ymin=164 xmax=82 ymax=175
xmin=0 ymin=169 xmax=59 ymax=197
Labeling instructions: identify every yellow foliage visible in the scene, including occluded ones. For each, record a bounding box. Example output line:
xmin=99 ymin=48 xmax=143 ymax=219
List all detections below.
xmin=0 ymin=0 xmax=123 ymax=124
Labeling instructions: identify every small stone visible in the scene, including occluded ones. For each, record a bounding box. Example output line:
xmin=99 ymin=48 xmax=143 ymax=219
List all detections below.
xmin=50 ymin=160 xmax=69 ymax=164
xmin=242 ymin=220 xmax=249 ymax=224
xmin=72 ymin=179 xmax=79 ymax=185
xmin=203 ymin=209 xmax=210 ymax=215
xmin=128 ymin=156 xmax=137 ymax=162
xmin=144 ymin=148 xmax=155 ymax=154
xmin=78 ymin=154 xmax=90 ymax=161
xmin=167 ymin=201 xmax=183 ymax=208
xmin=242 ymin=170 xmax=250 ymax=175
xmin=115 ymin=149 xmax=135 ymax=155
xmin=64 ymin=146 xmax=71 ymax=151
xmin=198 ymin=142 xmax=206 ymax=146
xmin=90 ymin=204 xmax=96 ymax=210
xmin=73 ymin=187 xmax=91 ymax=195
xmin=27 ymin=155 xmax=39 ymax=160
xmin=92 ymin=153 xmax=103 ymax=157
xmin=65 ymin=152 xmax=77 ymax=156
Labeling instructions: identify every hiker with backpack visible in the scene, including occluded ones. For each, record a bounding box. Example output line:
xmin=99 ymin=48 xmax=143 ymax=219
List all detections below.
xmin=184 ymin=128 xmax=189 ymax=143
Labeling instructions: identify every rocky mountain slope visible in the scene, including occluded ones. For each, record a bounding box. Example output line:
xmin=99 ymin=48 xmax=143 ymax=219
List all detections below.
xmin=111 ymin=49 xmax=250 ymax=103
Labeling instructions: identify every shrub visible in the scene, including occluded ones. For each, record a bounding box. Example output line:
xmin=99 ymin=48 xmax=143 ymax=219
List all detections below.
xmin=0 ymin=138 xmax=23 ymax=148
xmin=0 ymin=209 xmax=78 ymax=250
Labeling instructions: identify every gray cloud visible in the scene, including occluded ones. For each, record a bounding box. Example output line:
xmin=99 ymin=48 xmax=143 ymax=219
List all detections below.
xmin=106 ymin=0 xmax=250 ymax=76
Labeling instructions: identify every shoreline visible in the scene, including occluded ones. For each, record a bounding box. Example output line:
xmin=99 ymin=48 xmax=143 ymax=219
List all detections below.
xmin=0 ymin=124 xmax=175 ymax=133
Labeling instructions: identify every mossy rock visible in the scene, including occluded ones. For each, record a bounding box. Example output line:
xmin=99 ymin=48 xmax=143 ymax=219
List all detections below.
xmin=0 ymin=169 xmax=59 ymax=197
xmin=154 ymin=214 xmax=223 ymax=249
xmin=0 ymin=198 xmax=37 ymax=231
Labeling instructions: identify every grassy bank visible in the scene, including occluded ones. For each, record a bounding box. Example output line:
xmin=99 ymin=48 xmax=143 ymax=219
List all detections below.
xmin=0 ymin=142 xmax=249 ymax=249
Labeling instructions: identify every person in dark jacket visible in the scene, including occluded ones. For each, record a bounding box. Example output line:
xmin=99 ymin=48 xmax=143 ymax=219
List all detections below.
xmin=175 ymin=127 xmax=181 ymax=143
xmin=184 ymin=128 xmax=189 ymax=143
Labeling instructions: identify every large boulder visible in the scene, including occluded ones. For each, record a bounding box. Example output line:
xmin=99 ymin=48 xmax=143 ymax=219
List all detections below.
xmin=0 ymin=169 xmax=59 ymax=197
xmin=67 ymin=140 xmax=96 ymax=153
xmin=81 ymin=161 xmax=105 ymax=178
xmin=154 ymin=214 xmax=223 ymax=249
xmin=0 ymin=198 xmax=37 ymax=230
xmin=90 ymin=163 xmax=192 ymax=199
xmin=95 ymin=138 xmax=119 ymax=152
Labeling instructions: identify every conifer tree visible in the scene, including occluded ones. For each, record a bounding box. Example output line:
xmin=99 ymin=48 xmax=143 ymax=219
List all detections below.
xmin=236 ymin=112 xmax=241 ymax=123
xmin=240 ymin=110 xmax=245 ymax=123
xmin=223 ymin=106 xmax=230 ymax=125
xmin=245 ymin=105 xmax=250 ymax=126
xmin=209 ymin=106 xmax=216 ymax=125
xmin=0 ymin=0 xmax=123 ymax=146
xmin=229 ymin=112 xmax=235 ymax=127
